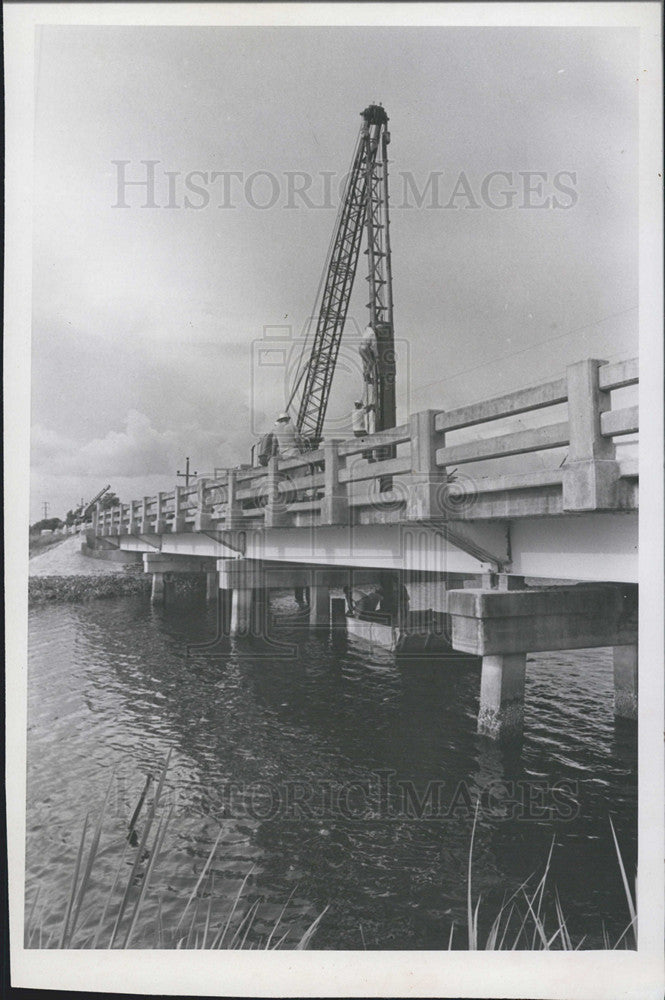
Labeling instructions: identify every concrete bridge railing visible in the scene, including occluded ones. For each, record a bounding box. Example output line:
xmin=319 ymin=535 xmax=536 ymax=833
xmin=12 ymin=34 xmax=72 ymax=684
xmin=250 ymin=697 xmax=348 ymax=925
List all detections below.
xmin=88 ymin=355 xmax=637 ymax=538
xmin=81 ymin=355 xmax=640 ymax=743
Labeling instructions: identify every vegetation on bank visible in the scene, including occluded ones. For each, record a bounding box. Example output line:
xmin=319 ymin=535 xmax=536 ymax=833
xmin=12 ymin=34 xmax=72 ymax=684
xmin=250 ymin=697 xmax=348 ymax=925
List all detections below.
xmin=450 ymin=801 xmax=636 ymax=950
xmin=26 ymin=753 xmax=327 ymax=950
xmin=26 ymin=755 xmax=635 ymax=951
xmin=29 ymin=574 xmax=151 ymax=605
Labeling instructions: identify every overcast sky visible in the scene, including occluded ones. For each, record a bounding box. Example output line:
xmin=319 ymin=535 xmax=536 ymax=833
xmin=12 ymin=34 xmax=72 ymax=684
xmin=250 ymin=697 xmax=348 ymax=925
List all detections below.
xmin=31 ymin=25 xmax=638 ymax=520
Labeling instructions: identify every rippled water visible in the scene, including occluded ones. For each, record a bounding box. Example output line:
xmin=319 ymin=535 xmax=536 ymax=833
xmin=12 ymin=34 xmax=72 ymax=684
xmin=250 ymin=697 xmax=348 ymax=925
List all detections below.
xmin=26 ymin=590 xmax=637 ymax=949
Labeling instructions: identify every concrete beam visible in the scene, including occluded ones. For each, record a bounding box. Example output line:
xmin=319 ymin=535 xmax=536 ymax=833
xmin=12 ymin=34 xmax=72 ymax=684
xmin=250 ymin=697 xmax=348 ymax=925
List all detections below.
xmin=445 ymin=584 xmax=637 ymax=656
xmin=215 ymin=559 xmax=380 ymax=591
xmin=508 ymin=512 xmax=638 ymax=584
xmin=142 ymin=553 xmax=216 ymax=574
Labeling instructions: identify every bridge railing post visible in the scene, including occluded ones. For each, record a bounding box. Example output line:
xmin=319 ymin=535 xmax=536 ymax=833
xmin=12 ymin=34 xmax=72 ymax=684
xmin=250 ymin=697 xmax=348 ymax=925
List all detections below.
xmin=562 ymin=358 xmax=620 ymax=510
xmin=194 ymin=479 xmax=213 ymax=531
xmin=264 ymin=457 xmax=289 ymax=528
xmin=405 ymin=410 xmax=449 ymax=520
xmin=225 ymin=468 xmax=244 ymax=529
xmin=320 ymin=440 xmax=348 ymax=525
xmin=173 ymin=486 xmax=186 ymax=532
xmin=128 ymin=499 xmax=140 ymax=535
xmin=154 ymin=492 xmax=168 ymax=534
xmin=140 ymin=496 xmax=151 ymax=534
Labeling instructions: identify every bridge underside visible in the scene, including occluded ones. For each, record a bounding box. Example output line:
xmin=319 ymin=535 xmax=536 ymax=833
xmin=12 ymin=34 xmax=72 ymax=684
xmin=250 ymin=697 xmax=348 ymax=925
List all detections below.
xmin=92 ymin=510 xmax=640 ymax=744
xmin=114 ymin=510 xmax=637 ymax=584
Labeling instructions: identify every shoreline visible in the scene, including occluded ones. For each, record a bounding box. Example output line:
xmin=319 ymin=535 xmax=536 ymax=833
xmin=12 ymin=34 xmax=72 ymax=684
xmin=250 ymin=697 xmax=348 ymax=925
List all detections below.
xmin=28 ymin=573 xmax=152 ymax=605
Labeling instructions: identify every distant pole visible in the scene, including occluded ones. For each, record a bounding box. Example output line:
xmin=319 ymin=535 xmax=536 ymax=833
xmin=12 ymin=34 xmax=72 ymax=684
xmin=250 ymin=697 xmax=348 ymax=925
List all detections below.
xmin=177 ymin=457 xmax=198 ymax=487
xmin=42 ymin=501 xmax=49 ymax=519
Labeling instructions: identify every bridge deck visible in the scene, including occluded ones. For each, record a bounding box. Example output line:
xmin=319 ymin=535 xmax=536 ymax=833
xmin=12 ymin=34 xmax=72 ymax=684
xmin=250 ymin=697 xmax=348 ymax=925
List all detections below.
xmin=87 ymin=356 xmax=638 ymax=582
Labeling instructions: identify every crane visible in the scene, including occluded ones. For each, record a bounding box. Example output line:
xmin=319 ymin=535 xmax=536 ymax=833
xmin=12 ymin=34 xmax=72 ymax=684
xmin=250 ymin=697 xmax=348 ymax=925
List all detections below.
xmin=287 ymin=103 xmax=396 ymax=448
xmin=80 ymin=484 xmax=111 ymax=519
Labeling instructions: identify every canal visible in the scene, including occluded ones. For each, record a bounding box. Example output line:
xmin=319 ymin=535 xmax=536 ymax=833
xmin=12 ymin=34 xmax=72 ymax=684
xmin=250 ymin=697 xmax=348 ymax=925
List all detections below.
xmin=26 ymin=590 xmax=637 ymax=949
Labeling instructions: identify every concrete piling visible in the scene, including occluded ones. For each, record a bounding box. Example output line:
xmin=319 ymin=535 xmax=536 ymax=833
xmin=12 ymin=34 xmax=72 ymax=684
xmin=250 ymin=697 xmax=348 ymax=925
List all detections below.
xmin=150 ymin=572 xmax=165 ymax=605
xmin=230 ymin=587 xmax=255 ymax=634
xmin=309 ymin=584 xmax=330 ymax=626
xmin=613 ymin=644 xmax=638 ymax=721
xmin=205 ymin=571 xmax=219 ymax=603
xmin=477 ymin=653 xmax=527 ymax=741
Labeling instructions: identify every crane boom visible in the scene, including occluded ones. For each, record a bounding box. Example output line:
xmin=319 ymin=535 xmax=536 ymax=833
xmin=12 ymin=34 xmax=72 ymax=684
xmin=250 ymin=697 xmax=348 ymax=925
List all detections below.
xmin=294 ymin=104 xmax=395 ymax=444
xmin=83 ymin=484 xmax=111 ymax=516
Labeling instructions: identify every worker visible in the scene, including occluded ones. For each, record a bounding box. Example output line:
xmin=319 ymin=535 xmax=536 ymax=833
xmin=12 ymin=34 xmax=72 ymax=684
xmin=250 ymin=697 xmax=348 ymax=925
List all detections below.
xmin=377 ymin=577 xmax=410 ymax=627
xmin=273 ymin=412 xmax=302 ymax=458
xmin=351 ymin=586 xmax=382 ymax=617
xmin=359 ymin=324 xmax=378 ymax=383
xmin=351 ymin=401 xmax=367 ymax=437
xmin=257 ymin=431 xmax=278 ymax=467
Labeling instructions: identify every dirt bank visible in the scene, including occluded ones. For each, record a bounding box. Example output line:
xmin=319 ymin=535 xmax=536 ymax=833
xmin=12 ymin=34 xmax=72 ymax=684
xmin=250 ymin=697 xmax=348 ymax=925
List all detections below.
xmin=29 ymin=533 xmax=131 ymax=577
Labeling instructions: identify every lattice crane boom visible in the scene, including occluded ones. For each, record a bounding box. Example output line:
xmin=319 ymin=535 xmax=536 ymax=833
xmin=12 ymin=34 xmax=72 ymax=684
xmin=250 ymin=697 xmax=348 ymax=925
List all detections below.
xmin=294 ymin=104 xmax=396 ymax=445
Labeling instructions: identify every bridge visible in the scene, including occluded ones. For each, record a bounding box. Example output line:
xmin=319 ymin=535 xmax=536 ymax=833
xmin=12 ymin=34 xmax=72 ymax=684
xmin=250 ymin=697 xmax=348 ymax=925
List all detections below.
xmin=83 ymin=356 xmax=639 ymax=742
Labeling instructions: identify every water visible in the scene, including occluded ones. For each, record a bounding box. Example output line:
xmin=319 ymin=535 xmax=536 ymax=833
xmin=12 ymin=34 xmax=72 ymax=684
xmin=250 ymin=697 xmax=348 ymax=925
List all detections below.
xmin=26 ymin=590 xmax=637 ymax=949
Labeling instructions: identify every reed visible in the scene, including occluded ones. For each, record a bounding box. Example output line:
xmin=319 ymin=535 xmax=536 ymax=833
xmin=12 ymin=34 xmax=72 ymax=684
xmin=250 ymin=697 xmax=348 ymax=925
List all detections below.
xmin=25 ymin=760 xmax=635 ymax=951
xmin=25 ymin=754 xmax=327 ymax=950
xmin=448 ymin=799 xmax=637 ymax=950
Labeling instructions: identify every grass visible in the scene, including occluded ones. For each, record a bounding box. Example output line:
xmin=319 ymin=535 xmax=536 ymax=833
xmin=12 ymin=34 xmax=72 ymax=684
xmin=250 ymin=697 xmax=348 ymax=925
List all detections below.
xmin=448 ymin=799 xmax=637 ymax=950
xmin=25 ymin=753 xmax=328 ymax=950
xmin=26 ymin=757 xmax=636 ymax=951
xmin=29 ymin=574 xmax=151 ymax=606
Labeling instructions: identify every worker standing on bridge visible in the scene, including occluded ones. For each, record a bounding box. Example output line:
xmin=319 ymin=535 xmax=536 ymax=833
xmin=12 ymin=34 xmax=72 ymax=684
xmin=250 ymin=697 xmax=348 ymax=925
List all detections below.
xmin=273 ymin=412 xmax=303 ymax=459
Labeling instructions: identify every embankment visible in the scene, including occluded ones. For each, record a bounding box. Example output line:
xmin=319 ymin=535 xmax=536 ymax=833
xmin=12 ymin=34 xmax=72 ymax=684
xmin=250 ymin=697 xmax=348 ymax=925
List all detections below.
xmin=29 ymin=574 xmax=151 ymax=605
xmin=29 ymin=533 xmax=150 ymax=605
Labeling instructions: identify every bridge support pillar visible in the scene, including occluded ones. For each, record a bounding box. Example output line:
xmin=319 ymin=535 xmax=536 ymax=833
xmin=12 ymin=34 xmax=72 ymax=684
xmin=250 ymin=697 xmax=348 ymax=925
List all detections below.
xmin=445 ymin=583 xmax=637 ymax=741
xmin=206 ymin=571 xmax=219 ymax=602
xmin=478 ymin=654 xmax=527 ymax=742
xmin=151 ymin=572 xmax=165 ymax=605
xmin=231 ymin=588 xmax=255 ymax=634
xmin=219 ymin=558 xmax=265 ymax=636
xmin=309 ymin=584 xmax=330 ymax=626
xmin=613 ymin=644 xmax=638 ymax=721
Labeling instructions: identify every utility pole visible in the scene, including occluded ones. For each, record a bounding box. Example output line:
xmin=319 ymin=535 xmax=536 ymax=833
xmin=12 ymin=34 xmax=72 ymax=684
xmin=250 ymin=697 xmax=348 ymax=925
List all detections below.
xmin=176 ymin=457 xmax=198 ymax=487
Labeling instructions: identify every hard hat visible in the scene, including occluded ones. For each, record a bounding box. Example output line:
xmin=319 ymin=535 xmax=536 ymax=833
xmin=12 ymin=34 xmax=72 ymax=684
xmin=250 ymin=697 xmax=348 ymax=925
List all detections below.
xmin=276 ymin=412 xmax=290 ymax=422
xmin=354 ymin=400 xmax=363 ymax=406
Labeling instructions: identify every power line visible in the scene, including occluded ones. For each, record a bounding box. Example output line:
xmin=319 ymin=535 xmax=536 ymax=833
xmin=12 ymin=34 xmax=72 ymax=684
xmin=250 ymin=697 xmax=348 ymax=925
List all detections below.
xmin=397 ymin=304 xmax=638 ymax=402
